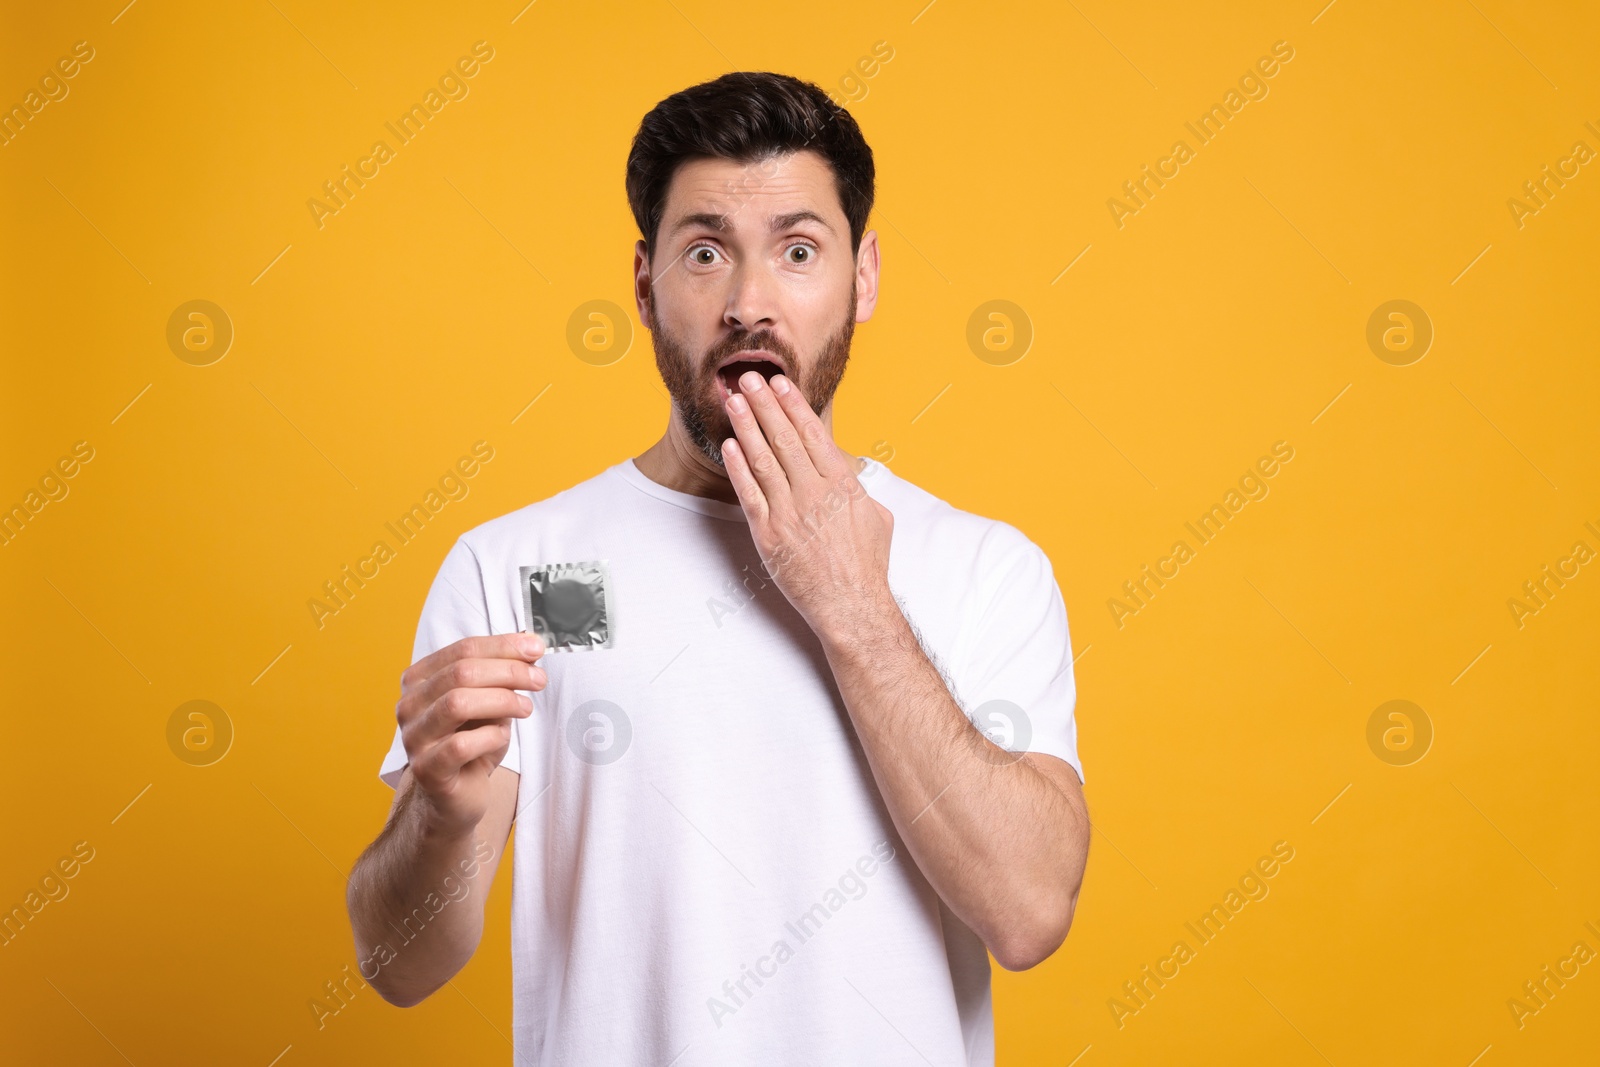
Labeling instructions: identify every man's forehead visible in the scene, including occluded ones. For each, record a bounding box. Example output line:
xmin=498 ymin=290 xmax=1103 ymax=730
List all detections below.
xmin=662 ymin=151 xmax=842 ymax=233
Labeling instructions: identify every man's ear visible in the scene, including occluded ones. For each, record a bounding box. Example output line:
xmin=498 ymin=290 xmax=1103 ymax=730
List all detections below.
xmin=854 ymin=229 xmax=880 ymax=323
xmin=633 ymin=239 xmax=654 ymax=329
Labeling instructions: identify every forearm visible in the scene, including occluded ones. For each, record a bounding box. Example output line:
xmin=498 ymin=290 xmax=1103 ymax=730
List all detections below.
xmin=346 ymin=779 xmax=495 ymax=1006
xmin=819 ymin=598 xmax=1088 ymax=969
xmin=712 ymin=375 xmax=1086 ymax=964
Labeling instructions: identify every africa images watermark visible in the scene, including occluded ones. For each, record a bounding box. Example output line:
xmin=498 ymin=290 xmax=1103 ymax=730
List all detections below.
xmin=306 ymin=41 xmax=496 ymax=230
xmin=1107 ymin=39 xmax=1296 ymax=229
xmin=705 ymin=840 xmax=898 ymax=1030
xmin=2 ymin=440 xmax=96 ymax=549
xmin=1 ymin=841 xmax=97 ymax=949
xmin=308 ymin=838 xmax=497 ymax=1030
xmin=1505 ymin=121 xmax=1599 ymax=231
xmin=1107 ymin=441 xmax=1296 ymax=629
xmin=306 ymin=441 xmax=495 ymax=630
xmin=1108 ymin=839 xmax=1296 ymax=1029
xmin=821 ymin=39 xmax=895 ymax=108
xmin=1 ymin=40 xmax=95 ymax=149
xmin=1504 ymin=516 xmax=1599 ymax=630
xmin=1505 ymin=919 xmax=1600 ymax=1032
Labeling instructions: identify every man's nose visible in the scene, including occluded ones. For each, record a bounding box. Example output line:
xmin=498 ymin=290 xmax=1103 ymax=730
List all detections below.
xmin=723 ymin=261 xmax=780 ymax=332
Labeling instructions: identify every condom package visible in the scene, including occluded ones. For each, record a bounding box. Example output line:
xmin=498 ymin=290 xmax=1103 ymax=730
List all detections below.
xmin=520 ymin=560 xmax=614 ymax=651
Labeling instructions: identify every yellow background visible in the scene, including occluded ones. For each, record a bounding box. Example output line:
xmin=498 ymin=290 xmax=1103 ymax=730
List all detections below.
xmin=3 ymin=0 xmax=1597 ymax=1063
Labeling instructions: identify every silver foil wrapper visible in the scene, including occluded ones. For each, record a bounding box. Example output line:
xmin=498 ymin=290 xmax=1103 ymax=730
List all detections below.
xmin=520 ymin=560 xmax=613 ymax=651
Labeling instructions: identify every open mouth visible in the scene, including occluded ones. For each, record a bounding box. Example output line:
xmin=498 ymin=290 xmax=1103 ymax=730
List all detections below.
xmin=715 ymin=356 xmax=785 ymax=401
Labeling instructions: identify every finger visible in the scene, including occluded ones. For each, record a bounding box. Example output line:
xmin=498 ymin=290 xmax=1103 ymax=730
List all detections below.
xmin=412 ymin=719 xmax=514 ymax=783
xmin=737 ymin=369 xmax=817 ymax=481
xmin=725 ymin=388 xmax=790 ymax=506
xmin=402 ymin=632 xmax=545 ymax=691
xmin=464 ymin=748 xmax=510 ymax=782
xmin=769 ymin=374 xmax=844 ymax=476
xmin=721 ymin=437 xmax=768 ymax=521
xmin=405 ymin=686 xmax=533 ymax=751
xmin=411 ymin=656 xmax=547 ymax=709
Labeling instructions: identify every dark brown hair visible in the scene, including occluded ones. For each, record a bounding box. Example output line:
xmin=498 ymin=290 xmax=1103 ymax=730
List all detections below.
xmin=625 ymin=71 xmax=875 ymax=264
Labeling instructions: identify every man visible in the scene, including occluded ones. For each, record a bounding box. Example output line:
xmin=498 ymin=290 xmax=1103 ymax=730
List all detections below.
xmin=348 ymin=71 xmax=1089 ymax=1065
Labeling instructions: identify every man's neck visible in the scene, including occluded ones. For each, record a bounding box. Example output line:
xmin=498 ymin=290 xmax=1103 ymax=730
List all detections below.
xmin=633 ymin=410 xmax=862 ymax=506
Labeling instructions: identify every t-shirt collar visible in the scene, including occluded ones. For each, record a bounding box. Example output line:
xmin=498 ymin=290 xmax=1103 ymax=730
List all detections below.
xmin=613 ymin=456 xmax=885 ymax=522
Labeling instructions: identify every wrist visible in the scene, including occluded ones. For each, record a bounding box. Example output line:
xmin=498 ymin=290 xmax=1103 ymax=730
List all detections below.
xmin=813 ymin=582 xmax=907 ymax=655
xmin=407 ymin=786 xmax=480 ymax=850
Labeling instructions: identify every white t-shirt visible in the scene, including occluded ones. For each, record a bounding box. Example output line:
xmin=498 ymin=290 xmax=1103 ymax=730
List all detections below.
xmin=378 ymin=456 xmax=1083 ymax=1066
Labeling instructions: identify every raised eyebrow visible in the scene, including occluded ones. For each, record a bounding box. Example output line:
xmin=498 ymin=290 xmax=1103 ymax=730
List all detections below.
xmin=669 ymin=212 xmax=729 ymax=240
xmin=768 ymin=210 xmax=834 ymax=236
xmin=668 ymin=209 xmax=835 ymax=242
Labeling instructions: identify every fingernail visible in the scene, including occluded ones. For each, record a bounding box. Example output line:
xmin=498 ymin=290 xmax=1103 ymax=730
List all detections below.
xmin=771 ymin=374 xmax=791 ymax=395
xmin=520 ymin=635 xmax=543 ymax=657
xmin=728 ymin=393 xmax=749 ymax=415
xmin=740 ymin=370 xmax=765 ymax=392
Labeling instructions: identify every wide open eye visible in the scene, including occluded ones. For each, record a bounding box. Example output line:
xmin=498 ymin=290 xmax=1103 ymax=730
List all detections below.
xmin=687 ymin=244 xmax=723 ymax=266
xmin=785 ymin=243 xmax=816 ymax=264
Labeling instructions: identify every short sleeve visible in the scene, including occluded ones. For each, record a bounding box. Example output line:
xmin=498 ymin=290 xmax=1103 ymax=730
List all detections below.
xmin=950 ymin=524 xmax=1083 ymax=785
xmin=377 ymin=537 xmax=521 ymax=788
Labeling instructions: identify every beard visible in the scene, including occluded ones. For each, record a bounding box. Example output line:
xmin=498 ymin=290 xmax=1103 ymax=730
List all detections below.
xmin=648 ymin=286 xmax=857 ymax=467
